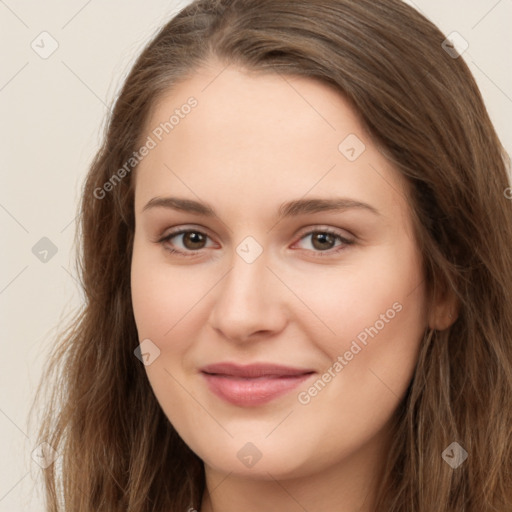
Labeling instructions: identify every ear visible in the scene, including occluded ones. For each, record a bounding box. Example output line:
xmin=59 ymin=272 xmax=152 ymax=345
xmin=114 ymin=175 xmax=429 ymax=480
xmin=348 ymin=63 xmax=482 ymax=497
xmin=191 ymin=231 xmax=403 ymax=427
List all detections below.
xmin=428 ymin=284 xmax=459 ymax=331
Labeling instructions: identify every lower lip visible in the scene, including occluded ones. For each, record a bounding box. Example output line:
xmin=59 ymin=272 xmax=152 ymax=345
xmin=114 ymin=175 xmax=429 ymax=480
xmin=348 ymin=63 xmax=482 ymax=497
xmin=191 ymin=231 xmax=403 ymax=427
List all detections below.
xmin=201 ymin=372 xmax=315 ymax=407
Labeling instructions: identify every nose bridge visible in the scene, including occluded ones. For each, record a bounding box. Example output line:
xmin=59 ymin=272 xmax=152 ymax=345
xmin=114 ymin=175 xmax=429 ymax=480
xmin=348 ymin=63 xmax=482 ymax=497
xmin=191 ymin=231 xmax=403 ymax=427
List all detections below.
xmin=208 ymin=236 xmax=286 ymax=340
xmin=219 ymin=241 xmax=271 ymax=313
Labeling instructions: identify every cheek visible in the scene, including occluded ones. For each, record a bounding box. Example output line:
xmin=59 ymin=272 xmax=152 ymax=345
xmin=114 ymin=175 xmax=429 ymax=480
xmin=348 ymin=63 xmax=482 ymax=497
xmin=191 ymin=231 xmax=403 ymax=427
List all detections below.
xmin=130 ymin=240 xmax=211 ymax=421
xmin=291 ymin=244 xmax=426 ymax=428
xmin=290 ymin=242 xmax=425 ymax=341
xmin=130 ymin=238 xmax=213 ymax=345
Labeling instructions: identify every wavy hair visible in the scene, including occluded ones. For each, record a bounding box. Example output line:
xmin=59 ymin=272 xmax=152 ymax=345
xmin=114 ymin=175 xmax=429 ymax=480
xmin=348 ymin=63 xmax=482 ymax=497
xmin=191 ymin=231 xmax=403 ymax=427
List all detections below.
xmin=31 ymin=0 xmax=512 ymax=510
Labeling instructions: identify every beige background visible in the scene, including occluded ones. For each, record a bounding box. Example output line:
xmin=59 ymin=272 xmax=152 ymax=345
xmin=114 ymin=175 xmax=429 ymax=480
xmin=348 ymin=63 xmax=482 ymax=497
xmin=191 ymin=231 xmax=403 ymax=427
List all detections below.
xmin=1 ymin=0 xmax=511 ymax=509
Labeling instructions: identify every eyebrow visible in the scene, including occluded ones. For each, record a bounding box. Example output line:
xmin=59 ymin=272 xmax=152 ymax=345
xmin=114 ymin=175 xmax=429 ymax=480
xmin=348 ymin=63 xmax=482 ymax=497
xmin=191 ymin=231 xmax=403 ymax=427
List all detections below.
xmin=142 ymin=196 xmax=381 ymax=219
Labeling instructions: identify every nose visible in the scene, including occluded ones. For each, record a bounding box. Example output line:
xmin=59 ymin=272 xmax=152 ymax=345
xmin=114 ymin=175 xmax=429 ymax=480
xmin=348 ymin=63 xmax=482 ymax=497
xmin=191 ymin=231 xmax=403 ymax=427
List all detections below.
xmin=207 ymin=243 xmax=288 ymax=343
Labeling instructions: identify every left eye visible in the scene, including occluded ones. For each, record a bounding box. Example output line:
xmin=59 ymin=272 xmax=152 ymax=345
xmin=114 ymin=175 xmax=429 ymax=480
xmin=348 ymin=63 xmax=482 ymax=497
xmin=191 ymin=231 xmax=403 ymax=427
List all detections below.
xmin=294 ymin=230 xmax=353 ymax=252
xmin=156 ymin=228 xmax=354 ymax=257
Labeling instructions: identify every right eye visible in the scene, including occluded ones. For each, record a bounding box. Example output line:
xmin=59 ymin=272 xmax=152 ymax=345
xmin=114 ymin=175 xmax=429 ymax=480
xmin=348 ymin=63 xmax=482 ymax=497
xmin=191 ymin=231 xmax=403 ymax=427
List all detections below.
xmin=157 ymin=228 xmax=216 ymax=257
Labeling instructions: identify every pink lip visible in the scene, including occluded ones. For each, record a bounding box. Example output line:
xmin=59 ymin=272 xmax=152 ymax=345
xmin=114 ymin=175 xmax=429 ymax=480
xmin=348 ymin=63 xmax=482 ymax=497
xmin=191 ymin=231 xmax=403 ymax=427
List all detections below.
xmin=200 ymin=362 xmax=316 ymax=407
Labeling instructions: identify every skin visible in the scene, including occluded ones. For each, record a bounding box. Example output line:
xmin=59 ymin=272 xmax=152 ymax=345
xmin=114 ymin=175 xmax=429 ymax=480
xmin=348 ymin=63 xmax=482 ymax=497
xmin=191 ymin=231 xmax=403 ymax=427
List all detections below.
xmin=130 ymin=60 xmax=455 ymax=511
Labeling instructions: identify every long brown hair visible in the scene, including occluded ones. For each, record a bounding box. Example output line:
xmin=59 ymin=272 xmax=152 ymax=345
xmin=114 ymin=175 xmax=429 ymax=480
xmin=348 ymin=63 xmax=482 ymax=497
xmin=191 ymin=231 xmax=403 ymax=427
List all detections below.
xmin=31 ymin=0 xmax=512 ymax=510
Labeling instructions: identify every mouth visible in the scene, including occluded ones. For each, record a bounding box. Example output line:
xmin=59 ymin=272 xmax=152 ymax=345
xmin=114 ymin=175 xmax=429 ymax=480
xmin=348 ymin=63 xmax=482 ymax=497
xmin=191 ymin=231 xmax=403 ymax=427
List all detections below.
xmin=199 ymin=362 xmax=316 ymax=407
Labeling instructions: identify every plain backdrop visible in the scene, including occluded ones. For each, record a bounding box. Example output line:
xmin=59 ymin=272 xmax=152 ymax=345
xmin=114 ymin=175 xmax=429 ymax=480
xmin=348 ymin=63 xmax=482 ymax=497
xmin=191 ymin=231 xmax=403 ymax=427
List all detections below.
xmin=1 ymin=0 xmax=511 ymax=509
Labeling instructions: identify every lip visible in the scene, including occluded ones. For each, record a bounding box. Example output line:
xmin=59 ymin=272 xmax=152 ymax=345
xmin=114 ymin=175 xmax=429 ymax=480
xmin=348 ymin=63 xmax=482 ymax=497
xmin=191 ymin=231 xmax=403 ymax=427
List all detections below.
xmin=200 ymin=362 xmax=316 ymax=407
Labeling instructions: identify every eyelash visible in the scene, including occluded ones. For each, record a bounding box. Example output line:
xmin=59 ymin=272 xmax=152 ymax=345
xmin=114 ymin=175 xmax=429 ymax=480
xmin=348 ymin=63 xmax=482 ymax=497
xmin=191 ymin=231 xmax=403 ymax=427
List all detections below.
xmin=155 ymin=227 xmax=355 ymax=258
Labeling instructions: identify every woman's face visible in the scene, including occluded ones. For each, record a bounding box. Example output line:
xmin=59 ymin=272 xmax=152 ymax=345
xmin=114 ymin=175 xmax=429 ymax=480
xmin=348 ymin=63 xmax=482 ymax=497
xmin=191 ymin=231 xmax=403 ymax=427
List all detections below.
xmin=131 ymin=62 xmax=430 ymax=481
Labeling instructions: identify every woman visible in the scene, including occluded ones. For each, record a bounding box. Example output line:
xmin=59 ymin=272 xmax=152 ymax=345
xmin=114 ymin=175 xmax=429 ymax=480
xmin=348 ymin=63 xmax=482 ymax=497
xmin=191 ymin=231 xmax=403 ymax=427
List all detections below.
xmin=32 ymin=0 xmax=512 ymax=510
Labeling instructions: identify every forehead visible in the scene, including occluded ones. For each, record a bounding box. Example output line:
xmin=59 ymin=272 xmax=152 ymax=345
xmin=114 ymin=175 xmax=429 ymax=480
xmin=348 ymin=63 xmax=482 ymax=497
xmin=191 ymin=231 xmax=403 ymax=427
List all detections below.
xmin=145 ymin=64 xmax=365 ymax=154
xmin=133 ymin=63 xmax=411 ymax=226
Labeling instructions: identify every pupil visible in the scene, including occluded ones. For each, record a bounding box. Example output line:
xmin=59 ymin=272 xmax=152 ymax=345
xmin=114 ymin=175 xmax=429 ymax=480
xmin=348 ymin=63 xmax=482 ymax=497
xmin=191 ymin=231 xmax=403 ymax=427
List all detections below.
xmin=185 ymin=232 xmax=205 ymax=249
xmin=313 ymin=232 xmax=334 ymax=250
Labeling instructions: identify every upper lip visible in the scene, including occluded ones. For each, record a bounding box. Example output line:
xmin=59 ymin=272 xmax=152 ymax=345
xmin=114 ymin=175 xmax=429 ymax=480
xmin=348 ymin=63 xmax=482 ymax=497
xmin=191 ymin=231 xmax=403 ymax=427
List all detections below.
xmin=200 ymin=362 xmax=316 ymax=378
